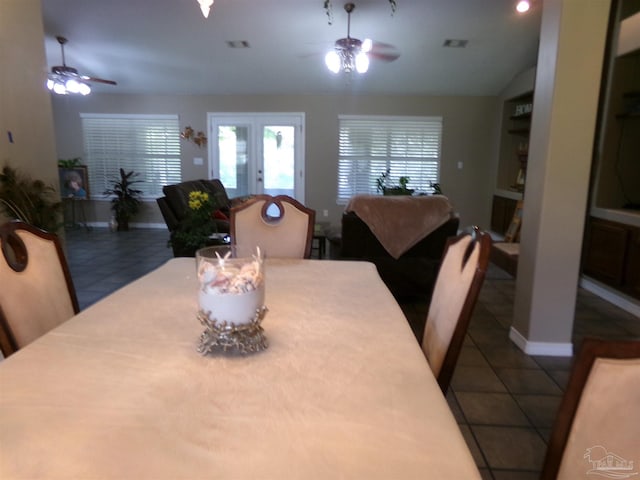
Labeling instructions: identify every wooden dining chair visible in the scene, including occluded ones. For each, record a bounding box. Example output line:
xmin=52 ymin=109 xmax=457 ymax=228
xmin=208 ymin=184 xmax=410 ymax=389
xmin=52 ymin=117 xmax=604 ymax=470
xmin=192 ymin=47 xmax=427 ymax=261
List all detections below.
xmin=540 ymin=337 xmax=640 ymax=480
xmin=230 ymin=194 xmax=316 ymax=259
xmin=421 ymin=227 xmax=492 ymax=394
xmin=0 ymin=220 xmax=79 ymax=356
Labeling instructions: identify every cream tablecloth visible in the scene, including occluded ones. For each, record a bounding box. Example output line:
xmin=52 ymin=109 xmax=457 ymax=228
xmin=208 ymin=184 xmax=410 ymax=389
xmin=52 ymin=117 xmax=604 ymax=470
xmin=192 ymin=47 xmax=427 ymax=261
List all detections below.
xmin=0 ymin=258 xmax=480 ymax=479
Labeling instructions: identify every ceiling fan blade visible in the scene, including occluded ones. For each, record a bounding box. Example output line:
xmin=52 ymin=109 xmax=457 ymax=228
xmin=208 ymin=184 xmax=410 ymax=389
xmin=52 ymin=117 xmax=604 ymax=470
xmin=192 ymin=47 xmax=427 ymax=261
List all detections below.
xmin=50 ymin=36 xmax=117 ymax=87
xmin=369 ymin=40 xmax=396 ymax=50
xmin=367 ymin=40 xmax=401 ymax=63
xmin=81 ymin=75 xmax=117 ymax=86
xmin=369 ymin=51 xmax=401 ymax=62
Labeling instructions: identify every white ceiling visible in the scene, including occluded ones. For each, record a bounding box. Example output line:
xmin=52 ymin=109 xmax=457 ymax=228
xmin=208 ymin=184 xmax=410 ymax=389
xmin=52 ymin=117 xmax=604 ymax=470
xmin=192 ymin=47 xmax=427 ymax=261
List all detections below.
xmin=41 ymin=0 xmax=541 ymax=96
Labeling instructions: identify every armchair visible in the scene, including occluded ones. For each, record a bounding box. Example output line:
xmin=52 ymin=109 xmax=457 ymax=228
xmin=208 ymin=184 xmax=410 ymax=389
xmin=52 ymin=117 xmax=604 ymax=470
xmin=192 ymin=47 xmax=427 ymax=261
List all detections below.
xmin=157 ymin=179 xmax=232 ymax=232
xmin=156 ymin=179 xmax=250 ymax=256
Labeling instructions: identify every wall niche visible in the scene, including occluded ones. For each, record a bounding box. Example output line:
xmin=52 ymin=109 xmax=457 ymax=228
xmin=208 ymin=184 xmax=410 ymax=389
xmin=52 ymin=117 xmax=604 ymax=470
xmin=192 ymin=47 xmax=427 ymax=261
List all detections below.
xmin=592 ymin=0 xmax=640 ymax=216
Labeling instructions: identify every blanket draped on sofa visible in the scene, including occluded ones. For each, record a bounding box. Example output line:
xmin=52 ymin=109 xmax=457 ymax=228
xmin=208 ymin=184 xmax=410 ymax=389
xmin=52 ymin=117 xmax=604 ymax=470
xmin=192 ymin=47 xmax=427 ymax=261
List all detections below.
xmin=345 ymin=195 xmax=454 ymax=259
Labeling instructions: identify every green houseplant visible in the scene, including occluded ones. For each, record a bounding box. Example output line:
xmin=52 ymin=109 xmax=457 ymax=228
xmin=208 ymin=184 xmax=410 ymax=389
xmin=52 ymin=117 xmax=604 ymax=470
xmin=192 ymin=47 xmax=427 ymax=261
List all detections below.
xmin=375 ymin=169 xmax=414 ymax=196
xmin=169 ymin=190 xmax=218 ymax=257
xmin=103 ymin=168 xmax=143 ymax=231
xmin=0 ymin=164 xmax=62 ymax=232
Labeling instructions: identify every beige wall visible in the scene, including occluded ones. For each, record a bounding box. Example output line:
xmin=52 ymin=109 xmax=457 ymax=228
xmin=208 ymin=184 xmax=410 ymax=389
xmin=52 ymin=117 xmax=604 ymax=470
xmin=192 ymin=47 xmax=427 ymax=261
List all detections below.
xmin=511 ymin=0 xmax=612 ymax=351
xmin=51 ymin=93 xmax=499 ymax=228
xmin=0 ymin=0 xmax=58 ymax=222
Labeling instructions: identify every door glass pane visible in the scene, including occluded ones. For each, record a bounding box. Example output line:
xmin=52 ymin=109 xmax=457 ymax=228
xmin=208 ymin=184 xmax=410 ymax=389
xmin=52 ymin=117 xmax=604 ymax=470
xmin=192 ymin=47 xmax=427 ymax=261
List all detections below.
xmin=263 ymin=125 xmax=294 ymax=197
xmin=218 ymin=125 xmax=250 ymax=197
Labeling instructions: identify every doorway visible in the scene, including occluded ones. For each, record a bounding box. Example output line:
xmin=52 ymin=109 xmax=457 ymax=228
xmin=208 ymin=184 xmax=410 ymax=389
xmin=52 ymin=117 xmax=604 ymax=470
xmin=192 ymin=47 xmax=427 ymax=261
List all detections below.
xmin=207 ymin=113 xmax=306 ymax=201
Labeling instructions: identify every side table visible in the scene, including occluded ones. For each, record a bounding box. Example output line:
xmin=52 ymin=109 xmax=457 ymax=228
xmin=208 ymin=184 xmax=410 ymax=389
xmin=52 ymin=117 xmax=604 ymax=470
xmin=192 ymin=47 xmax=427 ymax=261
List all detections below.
xmin=312 ymin=224 xmax=327 ymax=259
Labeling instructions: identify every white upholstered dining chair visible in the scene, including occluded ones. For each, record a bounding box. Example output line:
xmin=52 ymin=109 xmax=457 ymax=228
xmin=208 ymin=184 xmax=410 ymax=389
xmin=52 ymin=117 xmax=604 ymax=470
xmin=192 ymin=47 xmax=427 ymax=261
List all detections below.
xmin=540 ymin=337 xmax=640 ymax=480
xmin=421 ymin=227 xmax=492 ymax=393
xmin=0 ymin=220 xmax=79 ymax=356
xmin=230 ymin=194 xmax=316 ymax=259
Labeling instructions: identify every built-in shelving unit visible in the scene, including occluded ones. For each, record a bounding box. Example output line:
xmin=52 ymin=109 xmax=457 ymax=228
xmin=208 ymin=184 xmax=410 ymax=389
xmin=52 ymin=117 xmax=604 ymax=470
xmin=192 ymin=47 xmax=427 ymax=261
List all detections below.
xmin=582 ymin=0 xmax=640 ymax=304
xmin=491 ymin=91 xmax=533 ymax=235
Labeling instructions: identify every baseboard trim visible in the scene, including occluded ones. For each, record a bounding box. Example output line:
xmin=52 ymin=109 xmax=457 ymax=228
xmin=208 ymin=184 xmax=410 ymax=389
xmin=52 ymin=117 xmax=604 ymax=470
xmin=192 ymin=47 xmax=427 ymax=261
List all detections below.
xmin=509 ymin=327 xmax=574 ymax=357
xmin=580 ymin=276 xmax=640 ymax=319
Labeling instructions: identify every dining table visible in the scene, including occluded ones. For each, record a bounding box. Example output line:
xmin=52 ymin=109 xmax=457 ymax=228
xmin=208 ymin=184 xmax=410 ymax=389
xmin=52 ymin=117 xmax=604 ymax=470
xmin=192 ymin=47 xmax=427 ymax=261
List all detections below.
xmin=0 ymin=258 xmax=481 ymax=479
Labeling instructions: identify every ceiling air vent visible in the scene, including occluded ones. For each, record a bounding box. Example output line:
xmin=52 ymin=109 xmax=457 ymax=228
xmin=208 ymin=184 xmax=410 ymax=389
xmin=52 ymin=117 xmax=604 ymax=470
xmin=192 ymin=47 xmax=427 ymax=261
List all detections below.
xmin=443 ymin=39 xmax=468 ymax=48
xmin=226 ymin=40 xmax=251 ymax=49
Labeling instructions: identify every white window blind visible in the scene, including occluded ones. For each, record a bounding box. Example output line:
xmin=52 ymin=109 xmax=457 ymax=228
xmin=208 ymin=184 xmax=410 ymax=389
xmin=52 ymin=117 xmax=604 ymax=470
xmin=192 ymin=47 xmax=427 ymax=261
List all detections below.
xmin=337 ymin=115 xmax=442 ymax=204
xmin=81 ymin=114 xmax=181 ymax=198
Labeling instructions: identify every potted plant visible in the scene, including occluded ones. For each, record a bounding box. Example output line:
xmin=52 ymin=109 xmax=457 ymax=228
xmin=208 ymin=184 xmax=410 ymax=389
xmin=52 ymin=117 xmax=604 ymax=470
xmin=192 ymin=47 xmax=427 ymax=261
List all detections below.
xmin=0 ymin=164 xmax=62 ymax=232
xmin=376 ymin=169 xmax=414 ymax=196
xmin=169 ymin=190 xmax=218 ymax=257
xmin=103 ymin=168 xmax=143 ymax=231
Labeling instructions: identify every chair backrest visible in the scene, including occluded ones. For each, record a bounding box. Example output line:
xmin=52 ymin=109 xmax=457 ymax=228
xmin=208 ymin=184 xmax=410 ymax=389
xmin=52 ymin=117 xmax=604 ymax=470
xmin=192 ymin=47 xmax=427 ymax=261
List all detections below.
xmin=0 ymin=221 xmax=79 ymax=356
xmin=541 ymin=337 xmax=640 ymax=480
xmin=230 ymin=195 xmax=316 ymax=259
xmin=421 ymin=227 xmax=492 ymax=393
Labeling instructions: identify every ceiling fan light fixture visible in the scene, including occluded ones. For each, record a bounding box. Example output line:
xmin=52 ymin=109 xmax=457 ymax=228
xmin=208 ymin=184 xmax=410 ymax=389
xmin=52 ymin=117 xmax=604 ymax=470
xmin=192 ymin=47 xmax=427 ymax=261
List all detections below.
xmin=65 ymin=78 xmax=82 ymax=94
xmin=47 ymin=36 xmax=115 ymax=95
xmin=325 ymin=45 xmax=369 ymax=75
xmin=355 ymin=51 xmax=369 ymax=73
xmin=324 ymin=3 xmax=394 ymax=75
xmin=52 ymin=81 xmax=67 ymax=95
xmin=46 ymin=77 xmax=91 ymax=96
xmin=197 ymin=0 xmax=214 ymax=18
xmin=78 ymin=82 xmax=91 ymax=96
xmin=325 ymin=51 xmax=341 ymax=74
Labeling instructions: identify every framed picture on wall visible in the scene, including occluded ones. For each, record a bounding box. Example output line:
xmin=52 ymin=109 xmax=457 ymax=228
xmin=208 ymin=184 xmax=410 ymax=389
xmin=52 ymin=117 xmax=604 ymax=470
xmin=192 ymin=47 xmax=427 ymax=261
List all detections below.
xmin=59 ymin=166 xmax=89 ymax=200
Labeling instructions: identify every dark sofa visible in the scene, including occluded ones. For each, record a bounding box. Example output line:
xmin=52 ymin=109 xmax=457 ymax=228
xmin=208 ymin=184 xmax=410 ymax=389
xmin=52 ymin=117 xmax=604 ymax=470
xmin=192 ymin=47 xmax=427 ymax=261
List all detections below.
xmin=341 ymin=211 xmax=459 ymax=301
xmin=157 ymin=179 xmax=250 ymax=256
xmin=157 ymin=179 xmax=234 ymax=233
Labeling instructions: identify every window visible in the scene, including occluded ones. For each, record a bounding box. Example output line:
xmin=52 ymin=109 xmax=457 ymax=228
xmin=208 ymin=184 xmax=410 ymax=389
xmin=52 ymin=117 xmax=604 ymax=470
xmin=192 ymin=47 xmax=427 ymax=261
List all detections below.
xmin=81 ymin=114 xmax=181 ymax=198
xmin=336 ymin=115 xmax=443 ymax=204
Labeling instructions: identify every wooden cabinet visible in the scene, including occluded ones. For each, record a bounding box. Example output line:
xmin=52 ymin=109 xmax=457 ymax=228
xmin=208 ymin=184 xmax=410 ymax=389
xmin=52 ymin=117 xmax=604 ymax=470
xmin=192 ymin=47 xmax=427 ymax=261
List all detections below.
xmin=491 ymin=195 xmax=518 ymax=235
xmin=582 ymin=217 xmax=640 ymax=299
xmin=625 ymin=228 xmax=640 ymax=298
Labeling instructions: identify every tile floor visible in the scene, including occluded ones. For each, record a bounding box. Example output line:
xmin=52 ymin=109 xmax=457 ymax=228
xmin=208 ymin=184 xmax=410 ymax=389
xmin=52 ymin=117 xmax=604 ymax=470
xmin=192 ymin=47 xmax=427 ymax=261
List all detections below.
xmin=65 ymin=227 xmax=640 ymax=480
xmin=400 ymin=263 xmax=640 ymax=479
xmin=65 ymin=227 xmax=174 ymax=310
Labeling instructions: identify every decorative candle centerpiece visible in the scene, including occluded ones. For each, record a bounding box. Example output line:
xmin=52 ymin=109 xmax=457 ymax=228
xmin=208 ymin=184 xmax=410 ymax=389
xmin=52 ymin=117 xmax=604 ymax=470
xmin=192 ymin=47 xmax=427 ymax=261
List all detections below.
xmin=195 ymin=245 xmax=268 ymax=354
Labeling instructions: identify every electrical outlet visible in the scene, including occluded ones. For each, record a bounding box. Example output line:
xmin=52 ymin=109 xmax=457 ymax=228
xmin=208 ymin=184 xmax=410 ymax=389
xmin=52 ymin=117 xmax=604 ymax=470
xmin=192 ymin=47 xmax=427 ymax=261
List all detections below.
xmin=457 ymin=161 xmax=463 ymax=170
xmin=323 ymin=209 xmax=329 ymax=217
xmin=193 ymin=157 xmax=203 ymax=166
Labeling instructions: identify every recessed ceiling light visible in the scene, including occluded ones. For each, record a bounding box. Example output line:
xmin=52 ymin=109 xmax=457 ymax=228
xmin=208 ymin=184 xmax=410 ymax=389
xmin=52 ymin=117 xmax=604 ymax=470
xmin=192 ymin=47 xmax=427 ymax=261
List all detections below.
xmin=443 ymin=39 xmax=468 ymax=48
xmin=516 ymin=1 xmax=530 ymax=13
xmin=226 ymin=40 xmax=251 ymax=49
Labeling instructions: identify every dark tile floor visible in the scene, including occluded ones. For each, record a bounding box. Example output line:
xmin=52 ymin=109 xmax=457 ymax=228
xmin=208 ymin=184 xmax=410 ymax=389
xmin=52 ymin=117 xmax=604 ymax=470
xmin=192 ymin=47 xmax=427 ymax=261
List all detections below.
xmin=400 ymin=261 xmax=640 ymax=480
xmin=65 ymin=227 xmax=175 ymax=310
xmin=65 ymin=227 xmax=640 ymax=480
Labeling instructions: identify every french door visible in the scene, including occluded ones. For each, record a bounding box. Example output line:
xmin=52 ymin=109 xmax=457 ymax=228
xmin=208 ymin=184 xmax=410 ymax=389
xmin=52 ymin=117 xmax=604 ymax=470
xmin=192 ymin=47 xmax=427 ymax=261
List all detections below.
xmin=207 ymin=113 xmax=305 ymax=201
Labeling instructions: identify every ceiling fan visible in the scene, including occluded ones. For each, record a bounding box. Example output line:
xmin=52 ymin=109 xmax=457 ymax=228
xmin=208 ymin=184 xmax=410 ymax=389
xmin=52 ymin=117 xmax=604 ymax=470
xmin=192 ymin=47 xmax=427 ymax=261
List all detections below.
xmin=47 ymin=36 xmax=117 ymax=95
xmin=325 ymin=2 xmax=400 ymax=74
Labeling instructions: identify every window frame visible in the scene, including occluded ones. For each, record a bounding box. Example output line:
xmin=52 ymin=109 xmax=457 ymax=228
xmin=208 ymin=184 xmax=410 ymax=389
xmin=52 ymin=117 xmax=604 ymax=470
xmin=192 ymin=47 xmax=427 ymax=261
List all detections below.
xmin=80 ymin=113 xmax=182 ymax=201
xmin=336 ymin=115 xmax=443 ymax=204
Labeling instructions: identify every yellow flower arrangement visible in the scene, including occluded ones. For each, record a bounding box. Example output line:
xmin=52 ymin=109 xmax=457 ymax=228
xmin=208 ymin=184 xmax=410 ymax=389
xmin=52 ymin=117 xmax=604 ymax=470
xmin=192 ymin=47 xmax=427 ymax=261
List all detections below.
xmin=169 ymin=190 xmax=218 ymax=256
xmin=188 ymin=190 xmax=209 ymax=210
